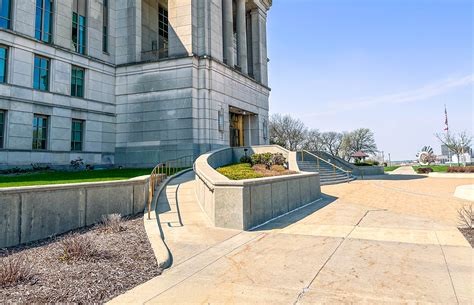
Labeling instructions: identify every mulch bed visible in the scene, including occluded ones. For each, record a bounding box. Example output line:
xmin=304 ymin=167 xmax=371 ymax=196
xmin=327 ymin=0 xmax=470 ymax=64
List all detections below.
xmin=0 ymin=215 xmax=162 ymax=303
xmin=458 ymin=228 xmax=474 ymax=248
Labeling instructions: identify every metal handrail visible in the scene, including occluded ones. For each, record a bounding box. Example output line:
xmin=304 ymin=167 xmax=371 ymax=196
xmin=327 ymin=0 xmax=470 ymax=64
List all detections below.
xmin=300 ymin=150 xmax=352 ymax=176
xmin=147 ymin=155 xmax=194 ymax=220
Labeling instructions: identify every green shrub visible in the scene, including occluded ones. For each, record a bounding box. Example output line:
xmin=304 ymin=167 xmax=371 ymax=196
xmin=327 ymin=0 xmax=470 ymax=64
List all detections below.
xmin=250 ymin=153 xmax=286 ymax=169
xmin=239 ymin=155 xmax=252 ymax=164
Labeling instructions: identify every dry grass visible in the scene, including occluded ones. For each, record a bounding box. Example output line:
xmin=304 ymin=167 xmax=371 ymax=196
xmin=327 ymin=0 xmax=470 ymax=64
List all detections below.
xmin=102 ymin=213 xmax=124 ymax=233
xmin=253 ymin=164 xmax=297 ymax=177
xmin=59 ymin=234 xmax=101 ymax=261
xmin=0 ymin=216 xmax=161 ymax=303
xmin=0 ymin=254 xmax=34 ymax=288
xmin=457 ymin=204 xmax=474 ymax=229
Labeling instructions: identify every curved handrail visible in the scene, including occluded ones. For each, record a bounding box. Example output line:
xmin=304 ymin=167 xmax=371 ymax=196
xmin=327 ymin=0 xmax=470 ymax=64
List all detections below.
xmin=147 ymin=155 xmax=194 ymax=220
xmin=300 ymin=150 xmax=352 ymax=176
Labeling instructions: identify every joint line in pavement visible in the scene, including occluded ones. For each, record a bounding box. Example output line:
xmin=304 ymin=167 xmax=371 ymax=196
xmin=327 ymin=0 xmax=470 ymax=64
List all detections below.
xmin=293 ymin=208 xmax=386 ymax=304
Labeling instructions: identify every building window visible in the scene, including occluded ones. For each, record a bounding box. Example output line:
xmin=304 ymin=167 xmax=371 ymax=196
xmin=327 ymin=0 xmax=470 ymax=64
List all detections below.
xmin=158 ymin=6 xmax=168 ymax=56
xmin=0 ymin=0 xmax=11 ymax=29
xmin=72 ymin=0 xmax=87 ymax=54
xmin=71 ymin=119 xmax=83 ymax=151
xmin=0 ymin=46 xmax=7 ymax=83
xmin=35 ymin=0 xmax=54 ymax=43
xmin=32 ymin=114 xmax=48 ymax=150
xmin=0 ymin=110 xmax=5 ymax=149
xmin=33 ymin=55 xmax=50 ymax=91
xmin=102 ymin=0 xmax=108 ymax=53
xmin=71 ymin=65 xmax=84 ymax=97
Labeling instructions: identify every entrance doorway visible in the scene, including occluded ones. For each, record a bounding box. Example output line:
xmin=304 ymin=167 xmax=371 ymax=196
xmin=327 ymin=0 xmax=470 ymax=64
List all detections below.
xmin=230 ymin=112 xmax=244 ymax=147
xmin=229 ymin=106 xmax=258 ymax=147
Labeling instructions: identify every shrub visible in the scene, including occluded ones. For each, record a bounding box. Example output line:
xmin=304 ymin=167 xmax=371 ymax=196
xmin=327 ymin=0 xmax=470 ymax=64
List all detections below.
xmin=272 ymin=153 xmax=286 ymax=166
xmin=0 ymin=254 xmax=34 ymax=287
xmin=59 ymin=234 xmax=99 ymax=261
xmin=251 ymin=153 xmax=286 ymax=169
xmin=70 ymin=157 xmax=84 ymax=170
xmin=240 ymin=155 xmax=252 ymax=164
xmin=457 ymin=204 xmax=474 ymax=229
xmin=101 ymin=213 xmax=124 ymax=233
xmin=448 ymin=166 xmax=474 ymax=173
xmin=416 ymin=167 xmax=434 ymax=174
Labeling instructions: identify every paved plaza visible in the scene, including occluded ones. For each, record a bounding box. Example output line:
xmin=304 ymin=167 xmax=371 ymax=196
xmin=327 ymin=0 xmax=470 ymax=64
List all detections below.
xmin=111 ymin=168 xmax=473 ymax=304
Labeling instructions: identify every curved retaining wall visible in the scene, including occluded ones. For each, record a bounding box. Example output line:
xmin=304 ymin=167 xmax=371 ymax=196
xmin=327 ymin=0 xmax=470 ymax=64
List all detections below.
xmin=194 ymin=146 xmax=321 ymax=230
xmin=352 ymin=166 xmax=385 ymax=176
xmin=0 ymin=176 xmax=151 ymax=248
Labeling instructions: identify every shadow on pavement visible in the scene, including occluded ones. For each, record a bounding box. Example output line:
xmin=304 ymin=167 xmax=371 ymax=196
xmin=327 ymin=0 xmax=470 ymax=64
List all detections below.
xmin=252 ymin=194 xmax=338 ymax=231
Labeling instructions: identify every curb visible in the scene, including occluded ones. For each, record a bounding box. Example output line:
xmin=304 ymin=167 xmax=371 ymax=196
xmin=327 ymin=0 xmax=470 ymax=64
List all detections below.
xmin=143 ymin=168 xmax=194 ymax=270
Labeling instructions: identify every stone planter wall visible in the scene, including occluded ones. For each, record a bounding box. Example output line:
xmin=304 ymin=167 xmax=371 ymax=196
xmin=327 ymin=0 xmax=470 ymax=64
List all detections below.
xmin=194 ymin=146 xmax=321 ymax=230
xmin=0 ymin=176 xmax=150 ymax=248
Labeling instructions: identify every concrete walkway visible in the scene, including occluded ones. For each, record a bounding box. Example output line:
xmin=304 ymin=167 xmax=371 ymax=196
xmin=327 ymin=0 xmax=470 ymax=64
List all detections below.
xmin=390 ymin=165 xmax=417 ymax=175
xmin=111 ymin=172 xmax=473 ymax=304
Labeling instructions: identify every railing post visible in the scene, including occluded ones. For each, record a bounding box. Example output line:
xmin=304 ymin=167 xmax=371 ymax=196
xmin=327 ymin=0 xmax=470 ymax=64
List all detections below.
xmin=302 ymin=151 xmax=304 ymax=162
xmin=148 ymin=172 xmax=152 ymax=220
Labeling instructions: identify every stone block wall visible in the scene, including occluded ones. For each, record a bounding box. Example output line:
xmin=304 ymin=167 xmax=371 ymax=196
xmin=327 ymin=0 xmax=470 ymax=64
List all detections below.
xmin=194 ymin=146 xmax=321 ymax=230
xmin=0 ymin=176 xmax=150 ymax=248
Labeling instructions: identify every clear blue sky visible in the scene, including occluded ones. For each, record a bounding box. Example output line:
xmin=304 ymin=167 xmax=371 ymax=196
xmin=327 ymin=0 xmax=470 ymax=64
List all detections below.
xmin=267 ymin=0 xmax=473 ymax=161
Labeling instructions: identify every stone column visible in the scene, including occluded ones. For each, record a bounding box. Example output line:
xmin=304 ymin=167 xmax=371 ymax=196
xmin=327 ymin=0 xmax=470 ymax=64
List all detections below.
xmin=236 ymin=0 xmax=248 ymax=74
xmin=222 ymin=0 xmax=235 ymax=67
xmin=250 ymin=7 xmax=268 ymax=86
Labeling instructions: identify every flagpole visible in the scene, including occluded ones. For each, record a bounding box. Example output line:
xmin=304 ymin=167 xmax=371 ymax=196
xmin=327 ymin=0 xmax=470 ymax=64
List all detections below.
xmin=444 ymin=104 xmax=451 ymax=166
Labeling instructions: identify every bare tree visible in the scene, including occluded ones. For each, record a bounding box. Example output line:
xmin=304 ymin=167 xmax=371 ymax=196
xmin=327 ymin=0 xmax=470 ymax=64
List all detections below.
xmin=339 ymin=132 xmax=353 ymax=161
xmin=320 ymin=132 xmax=343 ymax=157
xmin=348 ymin=128 xmax=378 ymax=155
xmin=269 ymin=114 xmax=307 ymax=150
xmin=436 ymin=131 xmax=473 ymax=165
xmin=302 ymin=129 xmax=324 ymax=151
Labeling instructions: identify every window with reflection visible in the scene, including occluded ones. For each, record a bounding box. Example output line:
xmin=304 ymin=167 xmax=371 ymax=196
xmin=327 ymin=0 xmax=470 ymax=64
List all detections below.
xmin=0 ymin=0 xmax=11 ymax=29
xmin=35 ymin=0 xmax=54 ymax=43
xmin=33 ymin=55 xmax=50 ymax=91
xmin=72 ymin=0 xmax=87 ymax=54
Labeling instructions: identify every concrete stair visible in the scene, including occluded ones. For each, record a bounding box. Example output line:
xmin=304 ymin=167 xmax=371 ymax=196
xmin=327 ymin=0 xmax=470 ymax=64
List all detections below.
xmin=297 ymin=160 xmax=356 ymax=185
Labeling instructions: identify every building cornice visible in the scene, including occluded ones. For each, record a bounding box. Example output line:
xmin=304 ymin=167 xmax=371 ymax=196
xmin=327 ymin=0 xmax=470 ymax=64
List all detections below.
xmin=262 ymin=0 xmax=272 ymax=9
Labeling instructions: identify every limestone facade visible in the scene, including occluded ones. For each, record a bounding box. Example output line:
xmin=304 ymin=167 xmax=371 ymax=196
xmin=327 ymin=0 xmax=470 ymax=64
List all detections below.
xmin=0 ymin=0 xmax=271 ymax=167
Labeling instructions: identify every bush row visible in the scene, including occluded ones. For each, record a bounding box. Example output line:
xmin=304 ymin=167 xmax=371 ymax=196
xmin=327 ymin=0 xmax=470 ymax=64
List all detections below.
xmin=416 ymin=167 xmax=434 ymax=174
xmin=240 ymin=152 xmax=287 ymax=170
xmin=447 ymin=166 xmax=474 ymax=173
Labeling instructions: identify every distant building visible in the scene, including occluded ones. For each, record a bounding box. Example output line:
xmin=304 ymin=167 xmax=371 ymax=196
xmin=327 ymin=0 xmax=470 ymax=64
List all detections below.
xmin=440 ymin=145 xmax=473 ymax=164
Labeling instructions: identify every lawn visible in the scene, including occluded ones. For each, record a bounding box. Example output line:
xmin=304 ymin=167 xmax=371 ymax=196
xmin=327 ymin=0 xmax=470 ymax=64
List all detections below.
xmin=384 ymin=166 xmax=400 ymax=172
xmin=0 ymin=168 xmax=153 ymax=188
xmin=412 ymin=165 xmax=449 ymax=173
xmin=217 ymin=163 xmax=265 ymax=180
xmin=217 ymin=163 xmax=297 ymax=180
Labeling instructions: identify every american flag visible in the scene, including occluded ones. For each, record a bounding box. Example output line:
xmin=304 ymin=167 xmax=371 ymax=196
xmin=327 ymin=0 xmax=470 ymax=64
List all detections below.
xmin=444 ymin=105 xmax=449 ymax=132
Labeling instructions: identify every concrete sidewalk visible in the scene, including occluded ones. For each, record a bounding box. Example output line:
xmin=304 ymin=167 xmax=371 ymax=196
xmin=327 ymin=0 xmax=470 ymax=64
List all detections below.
xmin=111 ymin=172 xmax=473 ymax=304
xmin=390 ymin=165 xmax=417 ymax=175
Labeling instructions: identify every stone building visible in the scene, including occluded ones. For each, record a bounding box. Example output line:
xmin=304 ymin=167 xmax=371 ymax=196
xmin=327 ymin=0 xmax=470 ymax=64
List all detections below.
xmin=0 ymin=0 xmax=271 ymax=168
